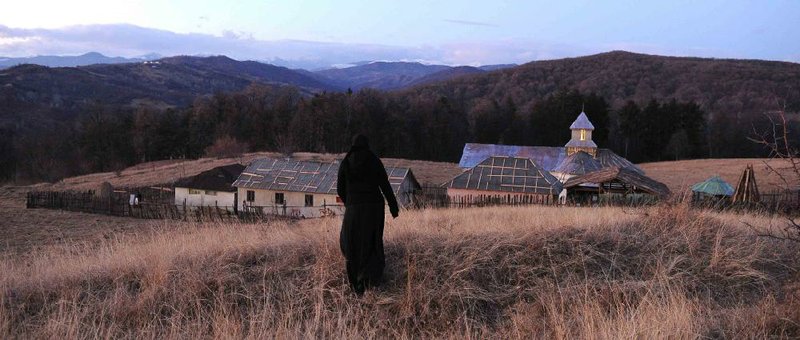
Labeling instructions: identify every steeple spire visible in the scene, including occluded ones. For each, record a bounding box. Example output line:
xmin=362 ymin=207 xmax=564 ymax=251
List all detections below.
xmin=565 ymin=111 xmax=597 ymax=157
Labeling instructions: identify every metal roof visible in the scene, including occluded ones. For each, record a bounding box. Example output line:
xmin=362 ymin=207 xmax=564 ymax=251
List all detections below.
xmin=570 ymin=112 xmax=595 ymax=130
xmin=458 ymin=143 xmax=642 ymax=174
xmin=691 ymin=176 xmax=735 ymax=196
xmin=446 ymin=156 xmax=562 ymax=194
xmin=565 ymin=139 xmax=598 ymax=148
xmin=552 ymin=151 xmax=602 ymax=175
xmin=232 ymin=158 xmax=417 ymax=195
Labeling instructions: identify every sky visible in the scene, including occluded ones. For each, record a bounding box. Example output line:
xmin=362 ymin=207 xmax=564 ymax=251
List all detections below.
xmin=0 ymin=0 xmax=798 ymax=68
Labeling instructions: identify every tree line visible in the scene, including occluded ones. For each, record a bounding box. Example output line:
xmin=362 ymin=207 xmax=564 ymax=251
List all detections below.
xmin=0 ymin=84 xmax=790 ymax=183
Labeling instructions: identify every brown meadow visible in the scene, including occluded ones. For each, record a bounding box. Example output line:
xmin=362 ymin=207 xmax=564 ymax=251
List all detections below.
xmin=1 ymin=201 xmax=798 ymax=338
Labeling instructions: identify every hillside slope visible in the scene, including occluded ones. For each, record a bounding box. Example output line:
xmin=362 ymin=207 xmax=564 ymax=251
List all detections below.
xmin=405 ymin=51 xmax=800 ymax=117
xmin=0 ymin=56 xmax=336 ymax=125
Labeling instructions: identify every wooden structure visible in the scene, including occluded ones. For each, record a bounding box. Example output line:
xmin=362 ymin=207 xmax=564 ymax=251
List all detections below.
xmin=732 ymin=164 xmax=760 ymax=203
xmin=562 ymin=166 xmax=670 ymax=204
xmin=445 ymin=156 xmax=562 ymax=205
xmin=565 ymin=111 xmax=598 ymax=157
xmin=233 ymin=158 xmax=421 ymax=218
xmin=458 ymin=112 xmax=641 ymax=183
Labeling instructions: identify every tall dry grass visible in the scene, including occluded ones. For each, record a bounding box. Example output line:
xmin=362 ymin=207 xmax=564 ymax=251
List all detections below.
xmin=1 ymin=204 xmax=799 ymax=339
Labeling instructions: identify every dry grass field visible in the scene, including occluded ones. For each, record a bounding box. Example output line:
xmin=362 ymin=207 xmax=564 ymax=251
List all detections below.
xmin=1 ymin=199 xmax=799 ymax=338
xmin=640 ymin=158 xmax=799 ymax=194
xmin=2 ymin=157 xmax=799 ymax=338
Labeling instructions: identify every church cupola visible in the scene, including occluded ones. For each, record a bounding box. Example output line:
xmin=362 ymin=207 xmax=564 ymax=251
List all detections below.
xmin=565 ymin=110 xmax=598 ymax=157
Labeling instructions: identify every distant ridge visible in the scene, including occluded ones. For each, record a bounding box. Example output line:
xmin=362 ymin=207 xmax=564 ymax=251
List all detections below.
xmin=314 ymin=62 xmax=451 ymax=90
xmin=0 ymin=52 xmax=160 ymax=69
xmin=0 ymin=55 xmax=339 ymax=126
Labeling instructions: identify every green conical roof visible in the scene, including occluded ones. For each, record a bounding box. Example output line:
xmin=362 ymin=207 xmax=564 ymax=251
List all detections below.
xmin=691 ymin=175 xmax=734 ymax=196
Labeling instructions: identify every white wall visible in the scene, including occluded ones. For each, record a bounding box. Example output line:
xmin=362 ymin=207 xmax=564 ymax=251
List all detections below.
xmin=236 ymin=188 xmax=344 ymax=218
xmin=175 ymin=187 xmax=236 ymax=207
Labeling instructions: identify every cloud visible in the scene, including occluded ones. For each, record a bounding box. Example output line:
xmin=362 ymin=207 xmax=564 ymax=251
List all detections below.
xmin=443 ymin=19 xmax=498 ymax=28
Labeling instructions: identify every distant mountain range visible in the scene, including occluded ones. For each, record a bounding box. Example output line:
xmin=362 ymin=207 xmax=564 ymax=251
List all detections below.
xmin=0 ymin=52 xmax=161 ymax=69
xmin=0 ymin=55 xmax=336 ymax=127
xmin=0 ymin=52 xmax=518 ymax=91
xmin=2 ymin=50 xmax=798 ymax=134
xmin=312 ymin=62 xmax=515 ymax=90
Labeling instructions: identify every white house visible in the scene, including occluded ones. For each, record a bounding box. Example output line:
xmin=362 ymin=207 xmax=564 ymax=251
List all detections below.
xmin=233 ymin=158 xmax=421 ymax=218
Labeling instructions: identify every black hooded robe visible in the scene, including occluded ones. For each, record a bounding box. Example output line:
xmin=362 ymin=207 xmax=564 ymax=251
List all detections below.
xmin=337 ymin=141 xmax=399 ymax=294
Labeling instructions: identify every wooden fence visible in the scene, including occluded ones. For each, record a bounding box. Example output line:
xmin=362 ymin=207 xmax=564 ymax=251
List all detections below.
xmin=26 ymin=190 xmax=292 ymax=223
xmin=688 ymin=189 xmax=799 ymax=215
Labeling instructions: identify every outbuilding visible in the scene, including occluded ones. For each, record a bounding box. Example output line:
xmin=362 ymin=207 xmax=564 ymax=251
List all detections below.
xmin=445 ymin=156 xmax=563 ymax=205
xmin=174 ymin=164 xmax=245 ymax=208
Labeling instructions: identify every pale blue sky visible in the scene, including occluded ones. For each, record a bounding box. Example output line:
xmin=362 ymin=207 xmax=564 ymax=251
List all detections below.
xmin=0 ymin=0 xmax=797 ymax=67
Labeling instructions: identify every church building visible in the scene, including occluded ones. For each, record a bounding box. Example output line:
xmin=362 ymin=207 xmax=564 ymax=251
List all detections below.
xmin=450 ymin=111 xmax=670 ymax=203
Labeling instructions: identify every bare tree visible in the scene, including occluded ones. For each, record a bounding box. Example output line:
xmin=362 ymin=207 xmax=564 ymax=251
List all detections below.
xmin=748 ymin=101 xmax=799 ymax=242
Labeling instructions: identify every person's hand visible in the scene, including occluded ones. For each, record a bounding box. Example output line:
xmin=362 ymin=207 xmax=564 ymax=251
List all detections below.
xmin=390 ymin=206 xmax=399 ymax=218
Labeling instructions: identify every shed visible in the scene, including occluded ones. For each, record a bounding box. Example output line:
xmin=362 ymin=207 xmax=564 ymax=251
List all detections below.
xmin=563 ymin=166 xmax=670 ymax=202
xmin=233 ymin=158 xmax=421 ymax=218
xmin=445 ymin=156 xmax=562 ymax=205
xmin=174 ymin=164 xmax=245 ymax=207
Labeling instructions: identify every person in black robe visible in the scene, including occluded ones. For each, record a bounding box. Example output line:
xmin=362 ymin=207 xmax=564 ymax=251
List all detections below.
xmin=337 ymin=134 xmax=399 ymax=295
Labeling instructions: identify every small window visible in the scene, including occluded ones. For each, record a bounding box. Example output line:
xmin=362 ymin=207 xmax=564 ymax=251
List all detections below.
xmin=275 ymin=192 xmax=285 ymax=205
xmin=188 ymin=189 xmax=201 ymax=195
xmin=246 ymin=190 xmax=255 ymax=202
xmin=305 ymin=194 xmax=314 ymax=207
xmin=580 ymin=129 xmax=587 ymax=141
xmin=205 ymin=190 xmax=217 ymax=196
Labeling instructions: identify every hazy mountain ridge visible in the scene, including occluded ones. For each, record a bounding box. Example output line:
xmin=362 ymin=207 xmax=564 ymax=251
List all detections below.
xmin=0 ymin=52 xmax=160 ymax=69
xmin=314 ymin=62 xmax=451 ymax=90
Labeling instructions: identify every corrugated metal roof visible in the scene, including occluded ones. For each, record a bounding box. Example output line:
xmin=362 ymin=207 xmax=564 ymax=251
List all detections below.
xmin=691 ymin=176 xmax=735 ymax=196
xmin=446 ymin=156 xmax=562 ymax=194
xmin=570 ymin=112 xmax=595 ymax=130
xmin=552 ymin=151 xmax=602 ymax=175
xmin=232 ymin=158 xmax=416 ymax=195
xmin=458 ymin=143 xmax=642 ymax=174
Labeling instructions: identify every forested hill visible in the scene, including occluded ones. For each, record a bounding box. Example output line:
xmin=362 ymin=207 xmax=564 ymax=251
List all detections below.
xmin=2 ymin=51 xmax=800 ymax=183
xmin=403 ymin=51 xmax=800 ymax=117
xmin=0 ymin=55 xmax=337 ymax=126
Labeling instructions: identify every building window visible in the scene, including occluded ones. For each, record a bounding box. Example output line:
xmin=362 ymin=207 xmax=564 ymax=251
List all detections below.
xmin=580 ymin=129 xmax=587 ymax=141
xmin=246 ymin=190 xmax=255 ymax=202
xmin=275 ymin=192 xmax=285 ymax=205
xmin=188 ymin=189 xmax=201 ymax=195
xmin=305 ymin=194 xmax=314 ymax=207
xmin=205 ymin=190 xmax=217 ymax=196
